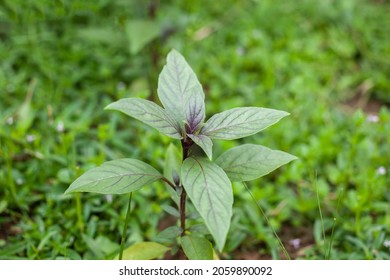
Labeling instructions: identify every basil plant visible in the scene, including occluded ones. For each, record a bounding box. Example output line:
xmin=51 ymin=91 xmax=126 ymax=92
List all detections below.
xmin=65 ymin=49 xmax=297 ymax=260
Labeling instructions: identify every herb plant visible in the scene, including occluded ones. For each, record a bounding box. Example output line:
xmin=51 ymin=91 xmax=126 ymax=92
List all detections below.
xmin=65 ymin=49 xmax=297 ymax=259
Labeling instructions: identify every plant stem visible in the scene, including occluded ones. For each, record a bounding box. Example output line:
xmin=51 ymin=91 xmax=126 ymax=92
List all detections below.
xmin=119 ymin=192 xmax=133 ymax=260
xmin=326 ymin=217 xmax=337 ymax=260
xmin=313 ymin=170 xmax=326 ymax=258
xmin=326 ymin=187 xmax=343 ymax=260
xmin=179 ymin=136 xmax=192 ymax=236
xmin=179 ymin=191 xmax=187 ymax=236
xmin=147 ymin=0 xmax=160 ymax=101
xmin=75 ymin=193 xmax=84 ymax=234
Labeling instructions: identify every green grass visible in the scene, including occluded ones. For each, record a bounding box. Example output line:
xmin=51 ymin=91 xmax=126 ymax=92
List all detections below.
xmin=1 ymin=0 xmax=389 ymax=260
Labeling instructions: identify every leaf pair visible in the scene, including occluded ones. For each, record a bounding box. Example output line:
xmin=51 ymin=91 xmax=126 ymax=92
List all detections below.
xmin=64 ymin=156 xmax=230 ymax=251
xmin=65 ymin=144 xmax=296 ymax=251
xmin=106 ymin=50 xmax=289 ymax=161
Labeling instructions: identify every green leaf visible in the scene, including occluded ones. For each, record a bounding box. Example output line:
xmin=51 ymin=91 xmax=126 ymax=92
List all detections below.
xmin=105 ymin=98 xmax=181 ymax=139
xmin=0 ymin=200 xmax=7 ymax=214
xmin=77 ymin=27 xmax=124 ymax=46
xmin=215 ymin=144 xmax=297 ymax=182
xmin=158 ymin=49 xmax=205 ymax=132
xmin=187 ymin=134 xmax=213 ymax=160
xmin=82 ymin=234 xmax=104 ymax=259
xmin=163 ymin=143 xmax=182 ymax=185
xmin=0 ymin=242 xmax=26 ymax=259
xmin=181 ymin=236 xmax=213 ymax=260
xmin=181 ymin=157 xmax=233 ymax=251
xmin=82 ymin=234 xmax=120 ymax=259
xmin=16 ymin=87 xmax=35 ymax=132
xmin=65 ymin=159 xmax=162 ymax=195
xmin=155 ymin=226 xmax=183 ymax=243
xmin=114 ymin=242 xmax=169 ymax=260
xmin=161 ymin=204 xmax=180 ymax=218
xmin=126 ymin=20 xmax=160 ymax=55
xmin=201 ymin=107 xmax=289 ymax=140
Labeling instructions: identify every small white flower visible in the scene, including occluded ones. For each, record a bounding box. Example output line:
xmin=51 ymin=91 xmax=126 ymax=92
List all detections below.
xmin=236 ymin=47 xmax=245 ymax=56
xmin=289 ymin=238 xmax=301 ymax=249
xmin=26 ymin=134 xmax=36 ymax=143
xmin=6 ymin=117 xmax=14 ymax=125
xmin=376 ymin=166 xmax=386 ymax=176
xmin=105 ymin=194 xmax=113 ymax=203
xmin=366 ymin=114 xmax=379 ymax=123
xmin=16 ymin=178 xmax=24 ymax=185
xmin=56 ymin=121 xmax=64 ymax=133
xmin=384 ymin=240 xmax=390 ymax=248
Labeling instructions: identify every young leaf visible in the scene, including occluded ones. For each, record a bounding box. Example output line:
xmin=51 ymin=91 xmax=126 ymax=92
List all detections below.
xmin=105 ymin=98 xmax=182 ymax=139
xmin=185 ymin=90 xmax=205 ymax=133
xmin=155 ymin=226 xmax=183 ymax=243
xmin=215 ymin=144 xmax=297 ymax=182
xmin=201 ymin=107 xmax=289 ymax=140
xmin=187 ymin=134 xmax=213 ymax=160
xmin=181 ymin=236 xmax=213 ymax=260
xmin=65 ymin=159 xmax=162 ymax=195
xmin=114 ymin=242 xmax=169 ymax=260
xmin=158 ymin=49 xmax=205 ymax=132
xmin=163 ymin=143 xmax=182 ymax=184
xmin=163 ymin=143 xmax=182 ymax=205
xmin=181 ymin=157 xmax=233 ymax=251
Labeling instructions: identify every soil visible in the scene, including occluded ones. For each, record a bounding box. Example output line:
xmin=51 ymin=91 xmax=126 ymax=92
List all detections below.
xmin=0 ymin=215 xmax=21 ymax=241
xmin=340 ymin=80 xmax=385 ymax=114
xmin=279 ymin=223 xmax=315 ymax=259
xmin=232 ymin=223 xmax=315 ymax=260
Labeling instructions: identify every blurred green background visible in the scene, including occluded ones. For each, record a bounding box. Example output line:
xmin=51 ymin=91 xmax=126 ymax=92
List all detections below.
xmin=0 ymin=0 xmax=389 ymax=260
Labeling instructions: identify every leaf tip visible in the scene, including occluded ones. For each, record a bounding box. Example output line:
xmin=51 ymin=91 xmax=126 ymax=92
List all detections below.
xmin=63 ymin=187 xmax=74 ymax=195
xmin=104 ymin=103 xmax=115 ymax=111
xmin=64 ymin=181 xmax=82 ymax=195
xmin=167 ymin=48 xmax=185 ymax=62
xmin=215 ymin=239 xmax=226 ymax=253
xmin=290 ymin=154 xmax=299 ymax=161
xmin=168 ymin=48 xmax=180 ymax=55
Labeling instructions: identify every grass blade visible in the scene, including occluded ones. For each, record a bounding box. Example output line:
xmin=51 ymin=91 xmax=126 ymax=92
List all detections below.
xmin=242 ymin=182 xmax=291 ymax=260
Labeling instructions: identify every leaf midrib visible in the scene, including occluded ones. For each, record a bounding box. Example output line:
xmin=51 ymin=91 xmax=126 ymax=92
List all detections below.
xmin=80 ymin=172 xmax=162 ymax=183
xmin=192 ymin=158 xmax=225 ymax=238
xmin=205 ymin=115 xmax=278 ymax=135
